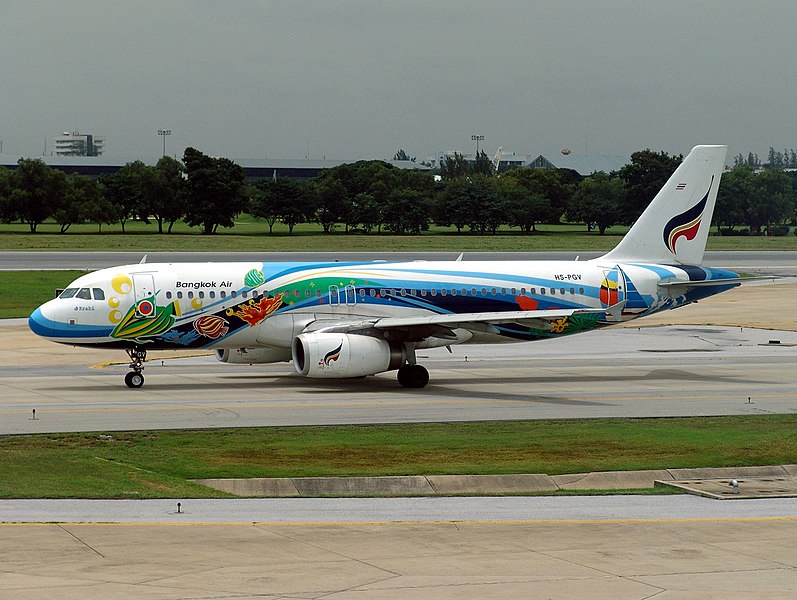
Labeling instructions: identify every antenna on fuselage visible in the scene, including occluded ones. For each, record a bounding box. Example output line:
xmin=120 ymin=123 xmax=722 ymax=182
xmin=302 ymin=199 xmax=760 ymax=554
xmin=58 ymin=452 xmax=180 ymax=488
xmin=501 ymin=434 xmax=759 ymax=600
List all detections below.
xmin=455 ymin=253 xmax=464 ymax=262
xmin=139 ymin=255 xmax=148 ymax=264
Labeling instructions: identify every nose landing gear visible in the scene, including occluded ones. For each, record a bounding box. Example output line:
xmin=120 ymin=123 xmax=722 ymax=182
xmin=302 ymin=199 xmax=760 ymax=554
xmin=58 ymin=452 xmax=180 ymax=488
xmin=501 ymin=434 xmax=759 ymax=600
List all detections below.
xmin=124 ymin=347 xmax=147 ymax=388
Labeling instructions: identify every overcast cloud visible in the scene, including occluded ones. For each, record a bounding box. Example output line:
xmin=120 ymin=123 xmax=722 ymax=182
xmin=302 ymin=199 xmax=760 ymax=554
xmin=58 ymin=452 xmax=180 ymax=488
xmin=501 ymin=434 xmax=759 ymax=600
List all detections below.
xmin=1 ymin=1 xmax=795 ymax=163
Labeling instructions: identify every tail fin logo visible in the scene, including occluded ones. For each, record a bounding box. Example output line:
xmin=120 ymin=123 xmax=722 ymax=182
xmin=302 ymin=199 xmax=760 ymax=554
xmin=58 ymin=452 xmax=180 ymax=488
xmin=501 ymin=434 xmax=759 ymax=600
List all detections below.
xmin=663 ymin=176 xmax=713 ymax=254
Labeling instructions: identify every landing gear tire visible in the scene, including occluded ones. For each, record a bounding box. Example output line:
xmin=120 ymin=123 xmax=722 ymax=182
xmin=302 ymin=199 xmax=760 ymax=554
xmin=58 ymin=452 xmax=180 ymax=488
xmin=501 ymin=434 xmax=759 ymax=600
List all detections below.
xmin=125 ymin=371 xmax=144 ymax=389
xmin=397 ymin=364 xmax=429 ymax=389
xmin=125 ymin=347 xmax=147 ymax=389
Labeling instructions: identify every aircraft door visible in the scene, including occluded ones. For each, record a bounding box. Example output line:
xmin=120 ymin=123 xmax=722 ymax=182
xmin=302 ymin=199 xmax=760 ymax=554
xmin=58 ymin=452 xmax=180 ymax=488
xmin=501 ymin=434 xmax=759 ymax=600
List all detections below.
xmin=132 ymin=273 xmax=157 ymax=318
xmin=328 ymin=285 xmax=357 ymax=307
xmin=600 ymin=266 xmax=626 ymax=308
xmin=343 ymin=285 xmax=356 ymax=305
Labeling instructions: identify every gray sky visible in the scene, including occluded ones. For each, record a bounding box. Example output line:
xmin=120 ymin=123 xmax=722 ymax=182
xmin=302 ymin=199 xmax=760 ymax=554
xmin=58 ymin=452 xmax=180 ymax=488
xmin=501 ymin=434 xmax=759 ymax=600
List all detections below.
xmin=1 ymin=1 xmax=795 ymax=163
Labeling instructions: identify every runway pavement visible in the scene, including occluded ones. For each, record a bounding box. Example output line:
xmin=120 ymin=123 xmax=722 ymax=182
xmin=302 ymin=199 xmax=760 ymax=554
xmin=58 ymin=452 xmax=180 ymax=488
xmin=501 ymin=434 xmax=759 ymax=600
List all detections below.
xmin=1 ymin=501 xmax=796 ymax=599
xmin=3 ymin=323 xmax=797 ymax=434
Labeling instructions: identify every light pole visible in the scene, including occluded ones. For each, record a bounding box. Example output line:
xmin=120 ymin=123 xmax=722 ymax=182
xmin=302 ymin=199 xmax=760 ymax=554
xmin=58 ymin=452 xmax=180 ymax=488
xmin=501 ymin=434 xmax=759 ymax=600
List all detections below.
xmin=471 ymin=134 xmax=484 ymax=157
xmin=157 ymin=129 xmax=171 ymax=157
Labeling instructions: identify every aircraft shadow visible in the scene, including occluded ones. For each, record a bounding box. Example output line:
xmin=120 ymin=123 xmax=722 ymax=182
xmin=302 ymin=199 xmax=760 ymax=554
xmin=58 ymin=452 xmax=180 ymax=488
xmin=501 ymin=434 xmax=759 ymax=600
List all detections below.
xmin=43 ymin=366 xmax=773 ymax=407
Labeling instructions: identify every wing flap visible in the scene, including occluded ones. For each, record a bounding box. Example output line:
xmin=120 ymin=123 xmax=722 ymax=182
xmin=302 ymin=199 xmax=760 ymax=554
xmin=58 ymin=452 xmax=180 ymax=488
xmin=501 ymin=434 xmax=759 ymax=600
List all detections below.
xmin=373 ymin=308 xmax=606 ymax=330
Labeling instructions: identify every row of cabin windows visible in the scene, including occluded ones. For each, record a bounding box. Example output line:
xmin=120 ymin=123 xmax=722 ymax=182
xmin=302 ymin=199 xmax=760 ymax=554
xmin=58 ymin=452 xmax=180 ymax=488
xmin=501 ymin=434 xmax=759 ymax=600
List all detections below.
xmin=61 ymin=285 xmax=587 ymax=304
xmin=164 ymin=286 xmax=588 ymax=302
xmin=369 ymin=287 xmax=586 ymax=298
xmin=164 ymin=289 xmax=323 ymax=300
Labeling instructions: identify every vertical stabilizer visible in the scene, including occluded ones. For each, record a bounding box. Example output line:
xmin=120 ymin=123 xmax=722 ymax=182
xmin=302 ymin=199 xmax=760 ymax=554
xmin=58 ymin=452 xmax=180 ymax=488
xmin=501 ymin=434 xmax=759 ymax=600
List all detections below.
xmin=601 ymin=145 xmax=727 ymax=265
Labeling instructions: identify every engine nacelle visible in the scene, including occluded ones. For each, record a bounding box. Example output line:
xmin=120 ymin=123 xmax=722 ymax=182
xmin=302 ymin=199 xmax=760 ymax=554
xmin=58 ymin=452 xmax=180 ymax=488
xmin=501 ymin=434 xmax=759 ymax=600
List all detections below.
xmin=292 ymin=332 xmax=406 ymax=378
xmin=214 ymin=347 xmax=292 ymax=364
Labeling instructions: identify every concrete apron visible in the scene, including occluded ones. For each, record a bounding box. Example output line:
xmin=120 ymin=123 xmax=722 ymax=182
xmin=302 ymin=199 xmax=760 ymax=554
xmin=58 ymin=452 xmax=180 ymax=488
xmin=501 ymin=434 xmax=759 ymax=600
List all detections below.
xmin=194 ymin=464 xmax=797 ymax=498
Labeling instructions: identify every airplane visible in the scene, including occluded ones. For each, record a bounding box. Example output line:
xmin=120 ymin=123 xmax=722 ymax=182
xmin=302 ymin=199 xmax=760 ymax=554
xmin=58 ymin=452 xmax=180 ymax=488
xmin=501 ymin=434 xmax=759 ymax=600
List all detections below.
xmin=29 ymin=145 xmax=741 ymax=389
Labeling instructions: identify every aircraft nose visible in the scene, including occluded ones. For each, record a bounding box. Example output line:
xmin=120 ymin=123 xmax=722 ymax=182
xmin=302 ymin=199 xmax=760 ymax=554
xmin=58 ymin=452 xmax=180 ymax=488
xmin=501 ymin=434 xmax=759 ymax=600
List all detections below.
xmin=28 ymin=306 xmax=51 ymax=338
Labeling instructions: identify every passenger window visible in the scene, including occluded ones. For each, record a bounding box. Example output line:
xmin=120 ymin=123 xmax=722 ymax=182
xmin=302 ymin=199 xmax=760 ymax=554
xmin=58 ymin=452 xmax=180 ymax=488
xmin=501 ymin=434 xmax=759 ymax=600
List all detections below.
xmin=441 ymin=289 xmax=447 ymax=296
xmin=369 ymin=289 xmax=375 ymax=297
xmin=210 ymin=291 xmax=215 ymax=299
xmin=92 ymin=288 xmax=105 ymax=300
xmin=530 ymin=288 xmax=536 ymax=295
xmin=510 ymin=288 xmax=517 ymax=295
xmin=199 ymin=291 xmax=205 ymax=298
xmin=579 ymin=287 xmax=585 ymax=294
xmin=560 ymin=288 xmax=566 ymax=295
xmin=177 ymin=291 xmax=183 ymax=299
xmin=188 ymin=292 xmax=194 ymax=299
xmin=166 ymin=291 xmax=173 ymax=300
xmin=76 ymin=288 xmax=91 ymax=300
xmin=231 ymin=291 xmax=237 ymax=298
xmin=220 ymin=291 xmax=226 ymax=298
xmin=570 ymin=288 xmax=575 ymax=295
xmin=540 ymin=288 xmax=546 ymax=295
xmin=520 ymin=287 xmax=527 ymax=295
xmin=550 ymin=288 xmax=556 ymax=295
xmin=451 ymin=289 xmax=457 ymax=296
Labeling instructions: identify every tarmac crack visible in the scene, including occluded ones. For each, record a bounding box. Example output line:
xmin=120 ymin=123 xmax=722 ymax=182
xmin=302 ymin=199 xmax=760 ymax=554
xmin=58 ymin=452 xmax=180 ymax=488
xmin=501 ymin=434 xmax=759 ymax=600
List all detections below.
xmin=58 ymin=524 xmax=104 ymax=558
xmin=258 ymin=525 xmax=403 ymax=586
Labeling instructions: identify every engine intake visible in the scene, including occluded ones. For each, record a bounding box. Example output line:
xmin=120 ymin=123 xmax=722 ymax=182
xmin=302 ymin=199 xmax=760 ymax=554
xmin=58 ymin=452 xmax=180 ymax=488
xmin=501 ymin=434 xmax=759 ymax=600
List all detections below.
xmin=292 ymin=332 xmax=406 ymax=378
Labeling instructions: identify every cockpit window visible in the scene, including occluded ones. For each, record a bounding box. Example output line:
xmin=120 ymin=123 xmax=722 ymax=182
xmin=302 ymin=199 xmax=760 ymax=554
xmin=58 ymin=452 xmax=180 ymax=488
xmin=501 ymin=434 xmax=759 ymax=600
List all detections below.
xmin=76 ymin=288 xmax=92 ymax=300
xmin=92 ymin=288 xmax=105 ymax=300
xmin=59 ymin=288 xmax=78 ymax=299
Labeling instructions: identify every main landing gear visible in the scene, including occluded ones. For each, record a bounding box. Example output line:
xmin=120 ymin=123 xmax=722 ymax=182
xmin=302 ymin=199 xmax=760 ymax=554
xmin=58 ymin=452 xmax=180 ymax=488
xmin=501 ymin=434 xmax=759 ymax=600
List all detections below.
xmin=397 ymin=364 xmax=429 ymax=388
xmin=124 ymin=347 xmax=147 ymax=388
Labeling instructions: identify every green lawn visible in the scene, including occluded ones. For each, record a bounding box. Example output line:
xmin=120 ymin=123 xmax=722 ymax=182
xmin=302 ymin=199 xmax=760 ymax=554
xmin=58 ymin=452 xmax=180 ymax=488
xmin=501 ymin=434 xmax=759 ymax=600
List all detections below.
xmin=0 ymin=270 xmax=89 ymax=318
xmin=2 ymin=220 xmax=796 ymax=252
xmin=1 ymin=416 xmax=795 ymax=498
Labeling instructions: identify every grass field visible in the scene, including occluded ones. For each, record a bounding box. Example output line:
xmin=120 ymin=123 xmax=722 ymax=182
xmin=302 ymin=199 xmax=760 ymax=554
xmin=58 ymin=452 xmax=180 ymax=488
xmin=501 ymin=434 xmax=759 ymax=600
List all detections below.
xmin=1 ymin=416 xmax=795 ymax=498
xmin=0 ymin=270 xmax=88 ymax=318
xmin=2 ymin=220 xmax=797 ymax=252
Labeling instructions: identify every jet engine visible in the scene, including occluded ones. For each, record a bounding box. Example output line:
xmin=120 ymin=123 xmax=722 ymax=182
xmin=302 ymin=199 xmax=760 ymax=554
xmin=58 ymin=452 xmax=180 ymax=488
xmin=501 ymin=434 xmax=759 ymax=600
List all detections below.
xmin=214 ymin=347 xmax=292 ymax=364
xmin=292 ymin=332 xmax=407 ymax=378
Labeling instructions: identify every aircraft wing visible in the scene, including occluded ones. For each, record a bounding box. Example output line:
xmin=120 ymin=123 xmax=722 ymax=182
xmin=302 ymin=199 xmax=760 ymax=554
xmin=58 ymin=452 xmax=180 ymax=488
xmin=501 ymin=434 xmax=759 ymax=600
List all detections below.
xmin=372 ymin=308 xmax=606 ymax=330
xmin=310 ymin=307 xmax=612 ymax=341
xmin=657 ymin=276 xmax=783 ymax=289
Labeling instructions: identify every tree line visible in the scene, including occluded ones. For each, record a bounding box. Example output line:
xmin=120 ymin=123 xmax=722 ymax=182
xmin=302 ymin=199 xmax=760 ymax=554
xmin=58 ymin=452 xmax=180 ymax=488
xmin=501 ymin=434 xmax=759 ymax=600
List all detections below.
xmin=2 ymin=146 xmax=796 ymax=236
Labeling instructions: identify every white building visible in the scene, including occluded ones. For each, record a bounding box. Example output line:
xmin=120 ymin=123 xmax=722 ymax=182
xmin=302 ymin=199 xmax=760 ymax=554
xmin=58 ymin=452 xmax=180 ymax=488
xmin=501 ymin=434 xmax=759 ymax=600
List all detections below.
xmin=54 ymin=132 xmax=104 ymax=157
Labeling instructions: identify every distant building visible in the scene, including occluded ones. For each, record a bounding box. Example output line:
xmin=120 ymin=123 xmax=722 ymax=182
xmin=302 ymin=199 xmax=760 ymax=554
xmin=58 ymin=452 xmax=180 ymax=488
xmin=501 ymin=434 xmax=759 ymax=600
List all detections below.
xmin=430 ymin=149 xmax=629 ymax=176
xmin=547 ymin=153 xmax=629 ymax=176
xmin=54 ymin=132 xmax=104 ymax=157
